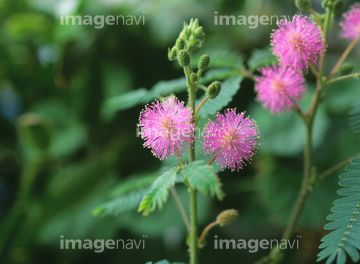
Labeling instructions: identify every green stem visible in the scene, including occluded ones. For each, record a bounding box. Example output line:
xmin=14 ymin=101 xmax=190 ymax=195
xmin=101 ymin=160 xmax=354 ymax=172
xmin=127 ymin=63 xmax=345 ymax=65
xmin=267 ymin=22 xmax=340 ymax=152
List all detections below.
xmin=198 ymin=221 xmax=218 ymax=247
xmin=326 ymin=72 xmax=360 ymax=85
xmin=185 ymin=65 xmax=198 ymax=264
xmin=282 ymin=120 xmax=313 ymax=241
xmin=309 ymin=9 xmax=323 ymax=30
xmin=195 ymin=97 xmax=209 ymax=117
xmin=317 ymin=153 xmax=359 ymax=183
xmin=170 ymin=186 xmax=191 ymax=232
xmin=327 ymin=37 xmax=360 ymax=80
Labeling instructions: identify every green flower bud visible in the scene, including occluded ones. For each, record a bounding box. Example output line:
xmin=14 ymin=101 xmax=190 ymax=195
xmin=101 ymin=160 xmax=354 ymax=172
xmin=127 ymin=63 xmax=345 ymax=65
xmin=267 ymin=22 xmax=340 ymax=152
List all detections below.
xmin=334 ymin=0 xmax=344 ymax=15
xmin=178 ymin=50 xmax=191 ymax=67
xmin=190 ymin=72 xmax=197 ymax=83
xmin=187 ymin=35 xmax=197 ymax=52
xmin=198 ymin=54 xmax=210 ymax=71
xmin=338 ymin=64 xmax=354 ymax=75
xmin=191 ymin=18 xmax=199 ymax=32
xmin=295 ymin=0 xmax=311 ymax=12
xmin=176 ymin=38 xmax=185 ymax=51
xmin=194 ymin=26 xmax=204 ymax=38
xmin=206 ymin=81 xmax=221 ymax=99
xmin=168 ymin=46 xmax=177 ymax=61
xmin=216 ymin=209 xmax=239 ymax=227
xmin=181 ymin=23 xmax=190 ymax=40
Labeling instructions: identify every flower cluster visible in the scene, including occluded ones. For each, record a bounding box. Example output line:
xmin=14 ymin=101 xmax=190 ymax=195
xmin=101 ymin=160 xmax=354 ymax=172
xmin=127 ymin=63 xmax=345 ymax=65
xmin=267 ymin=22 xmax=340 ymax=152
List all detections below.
xmin=255 ymin=14 xmax=326 ymax=114
xmin=139 ymin=98 xmax=259 ymax=170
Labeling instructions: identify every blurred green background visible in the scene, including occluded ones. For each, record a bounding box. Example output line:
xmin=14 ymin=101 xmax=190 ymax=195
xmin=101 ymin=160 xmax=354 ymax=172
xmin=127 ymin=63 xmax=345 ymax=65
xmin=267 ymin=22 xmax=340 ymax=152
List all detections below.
xmin=0 ymin=0 xmax=360 ymax=263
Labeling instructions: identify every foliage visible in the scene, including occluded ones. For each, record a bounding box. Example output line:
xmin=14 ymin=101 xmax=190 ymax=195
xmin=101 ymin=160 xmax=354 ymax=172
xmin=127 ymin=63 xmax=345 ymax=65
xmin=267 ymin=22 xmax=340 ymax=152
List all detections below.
xmin=317 ymin=156 xmax=360 ymax=264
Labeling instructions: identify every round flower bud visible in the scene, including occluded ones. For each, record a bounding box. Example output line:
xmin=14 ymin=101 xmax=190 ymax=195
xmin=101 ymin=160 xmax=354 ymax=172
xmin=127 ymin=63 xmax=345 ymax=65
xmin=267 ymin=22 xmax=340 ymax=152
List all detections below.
xmin=216 ymin=209 xmax=239 ymax=227
xmin=338 ymin=63 xmax=354 ymax=75
xmin=295 ymin=0 xmax=311 ymax=12
xmin=198 ymin=54 xmax=210 ymax=71
xmin=178 ymin=50 xmax=191 ymax=67
xmin=187 ymin=35 xmax=198 ymax=52
xmin=190 ymin=72 xmax=197 ymax=83
xmin=168 ymin=47 xmax=177 ymax=61
xmin=180 ymin=24 xmax=190 ymax=40
xmin=194 ymin=26 xmax=204 ymax=37
xmin=206 ymin=81 xmax=221 ymax=99
xmin=191 ymin=18 xmax=199 ymax=32
xmin=176 ymin=38 xmax=185 ymax=51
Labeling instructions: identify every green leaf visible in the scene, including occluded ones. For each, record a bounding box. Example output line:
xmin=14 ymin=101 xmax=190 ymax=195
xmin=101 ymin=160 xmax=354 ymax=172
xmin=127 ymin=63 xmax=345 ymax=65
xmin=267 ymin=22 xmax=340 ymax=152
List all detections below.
xmin=317 ymin=155 xmax=360 ymax=264
xmin=349 ymin=97 xmax=360 ymax=137
xmin=109 ymin=174 xmax=159 ymax=198
xmin=181 ymin=161 xmax=224 ymax=200
xmin=92 ymin=187 xmax=149 ymax=217
xmin=248 ymin=46 xmax=277 ymax=70
xmin=101 ymin=69 xmax=235 ymax=120
xmin=196 ymin=76 xmax=242 ymax=117
xmin=138 ymin=167 xmax=179 ymax=216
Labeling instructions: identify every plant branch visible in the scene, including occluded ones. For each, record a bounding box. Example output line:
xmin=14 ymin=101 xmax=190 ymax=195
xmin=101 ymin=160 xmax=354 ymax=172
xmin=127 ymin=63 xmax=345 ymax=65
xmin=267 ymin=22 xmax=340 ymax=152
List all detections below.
xmin=317 ymin=153 xmax=359 ymax=183
xmin=309 ymin=9 xmax=323 ymax=30
xmin=198 ymin=221 xmax=218 ymax=247
xmin=170 ymin=186 xmax=191 ymax=232
xmin=326 ymin=72 xmax=360 ymax=85
xmin=309 ymin=60 xmax=319 ymax=80
xmin=185 ymin=65 xmax=198 ymax=264
xmin=208 ymin=155 xmax=217 ymax=166
xmin=195 ymin=97 xmax=209 ymax=117
xmin=328 ymin=37 xmax=360 ymax=80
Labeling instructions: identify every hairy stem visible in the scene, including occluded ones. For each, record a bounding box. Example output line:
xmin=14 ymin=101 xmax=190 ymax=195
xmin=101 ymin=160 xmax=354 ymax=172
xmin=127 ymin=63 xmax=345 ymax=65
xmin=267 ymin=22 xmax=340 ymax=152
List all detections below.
xmin=185 ymin=65 xmax=198 ymax=264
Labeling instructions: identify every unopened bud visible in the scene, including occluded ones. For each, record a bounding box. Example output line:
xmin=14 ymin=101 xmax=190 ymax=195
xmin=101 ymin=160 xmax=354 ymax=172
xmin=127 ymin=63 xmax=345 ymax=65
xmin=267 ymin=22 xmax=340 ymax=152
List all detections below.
xmin=190 ymin=72 xmax=197 ymax=83
xmin=187 ymin=35 xmax=197 ymax=52
xmin=206 ymin=81 xmax=221 ymax=99
xmin=216 ymin=209 xmax=239 ymax=227
xmin=176 ymin=38 xmax=185 ymax=51
xmin=191 ymin=18 xmax=199 ymax=32
xmin=338 ymin=63 xmax=354 ymax=75
xmin=181 ymin=23 xmax=190 ymax=40
xmin=295 ymin=0 xmax=311 ymax=12
xmin=178 ymin=50 xmax=190 ymax=67
xmin=194 ymin=26 xmax=204 ymax=37
xmin=198 ymin=54 xmax=210 ymax=71
xmin=168 ymin=46 xmax=177 ymax=61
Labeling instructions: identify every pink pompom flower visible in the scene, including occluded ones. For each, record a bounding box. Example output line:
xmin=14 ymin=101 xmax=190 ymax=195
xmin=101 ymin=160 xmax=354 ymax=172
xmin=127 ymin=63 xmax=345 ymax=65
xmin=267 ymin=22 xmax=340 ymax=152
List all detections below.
xmin=255 ymin=65 xmax=306 ymax=114
xmin=340 ymin=3 xmax=360 ymax=40
xmin=202 ymin=109 xmax=259 ymax=171
xmin=271 ymin=14 xmax=325 ymax=71
xmin=139 ymin=97 xmax=196 ymax=160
